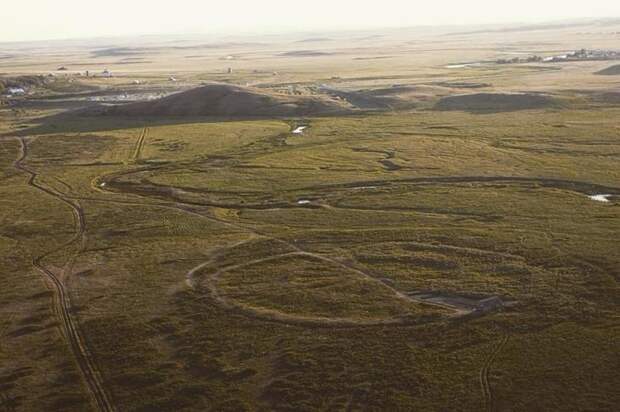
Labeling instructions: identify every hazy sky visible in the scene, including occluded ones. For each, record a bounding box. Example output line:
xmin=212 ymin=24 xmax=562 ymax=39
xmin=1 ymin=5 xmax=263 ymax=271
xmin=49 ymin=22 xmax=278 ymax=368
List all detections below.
xmin=2 ymin=0 xmax=620 ymax=42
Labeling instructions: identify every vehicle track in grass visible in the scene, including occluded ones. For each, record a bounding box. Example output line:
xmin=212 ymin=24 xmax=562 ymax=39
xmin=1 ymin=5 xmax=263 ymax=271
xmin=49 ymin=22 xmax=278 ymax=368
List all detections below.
xmin=88 ymin=174 xmax=465 ymax=325
xmin=479 ymin=335 xmax=509 ymax=412
xmin=131 ymin=127 xmax=148 ymax=163
xmin=13 ymin=137 xmax=115 ymax=412
xmin=69 ymin=188 xmax=482 ymax=327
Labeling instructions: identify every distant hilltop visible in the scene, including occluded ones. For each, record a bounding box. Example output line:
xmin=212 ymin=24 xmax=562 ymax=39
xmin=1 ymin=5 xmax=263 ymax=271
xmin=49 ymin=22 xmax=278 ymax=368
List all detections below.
xmin=96 ymin=83 xmax=348 ymax=118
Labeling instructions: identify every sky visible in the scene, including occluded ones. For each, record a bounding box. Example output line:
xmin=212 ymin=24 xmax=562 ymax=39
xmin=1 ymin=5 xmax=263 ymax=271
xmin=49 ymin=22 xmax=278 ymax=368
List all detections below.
xmin=2 ymin=0 xmax=620 ymax=42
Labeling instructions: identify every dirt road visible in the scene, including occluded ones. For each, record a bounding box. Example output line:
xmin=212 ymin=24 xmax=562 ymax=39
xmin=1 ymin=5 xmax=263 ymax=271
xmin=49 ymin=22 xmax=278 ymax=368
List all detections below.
xmin=13 ymin=137 xmax=115 ymax=412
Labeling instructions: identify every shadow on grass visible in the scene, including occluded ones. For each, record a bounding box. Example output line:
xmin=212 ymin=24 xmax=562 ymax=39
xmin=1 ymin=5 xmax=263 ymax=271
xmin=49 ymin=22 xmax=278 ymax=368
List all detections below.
xmin=4 ymin=105 xmax=360 ymax=137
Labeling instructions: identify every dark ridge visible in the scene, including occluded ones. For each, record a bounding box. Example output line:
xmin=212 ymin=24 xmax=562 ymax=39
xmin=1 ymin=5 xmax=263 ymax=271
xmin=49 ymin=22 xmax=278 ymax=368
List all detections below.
xmin=93 ymin=83 xmax=348 ymax=118
xmin=435 ymin=93 xmax=558 ymax=112
xmin=595 ymin=64 xmax=620 ymax=75
xmin=279 ymin=50 xmax=334 ymax=57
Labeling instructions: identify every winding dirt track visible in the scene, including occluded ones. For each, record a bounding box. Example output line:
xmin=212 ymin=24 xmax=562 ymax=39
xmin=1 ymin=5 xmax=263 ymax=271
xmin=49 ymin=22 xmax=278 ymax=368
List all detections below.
xmin=297 ymin=175 xmax=620 ymax=195
xmin=479 ymin=335 xmax=509 ymax=412
xmin=91 ymin=172 xmax=463 ymax=326
xmin=67 ymin=185 xmax=471 ymax=328
xmin=13 ymin=137 xmax=115 ymax=412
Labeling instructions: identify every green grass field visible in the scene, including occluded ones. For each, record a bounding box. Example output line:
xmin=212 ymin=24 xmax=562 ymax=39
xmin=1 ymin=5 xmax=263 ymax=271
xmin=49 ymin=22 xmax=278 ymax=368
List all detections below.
xmin=1 ymin=105 xmax=618 ymax=411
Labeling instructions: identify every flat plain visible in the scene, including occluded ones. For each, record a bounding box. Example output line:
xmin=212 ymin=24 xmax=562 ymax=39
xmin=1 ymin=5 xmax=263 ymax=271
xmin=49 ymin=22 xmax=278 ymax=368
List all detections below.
xmin=0 ymin=20 xmax=619 ymax=411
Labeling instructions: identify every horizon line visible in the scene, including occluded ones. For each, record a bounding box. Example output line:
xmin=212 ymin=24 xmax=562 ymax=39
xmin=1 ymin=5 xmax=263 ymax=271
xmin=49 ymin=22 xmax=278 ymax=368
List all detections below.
xmin=1 ymin=16 xmax=619 ymax=46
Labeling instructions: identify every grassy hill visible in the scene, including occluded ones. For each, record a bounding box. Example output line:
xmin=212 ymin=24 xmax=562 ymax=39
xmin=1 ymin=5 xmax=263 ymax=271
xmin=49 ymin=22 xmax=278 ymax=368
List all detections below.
xmin=99 ymin=84 xmax=347 ymax=118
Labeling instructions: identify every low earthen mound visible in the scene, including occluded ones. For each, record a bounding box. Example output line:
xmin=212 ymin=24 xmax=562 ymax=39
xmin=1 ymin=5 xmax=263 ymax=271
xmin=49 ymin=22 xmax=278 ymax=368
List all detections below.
xmin=435 ymin=93 xmax=557 ymax=112
xmin=595 ymin=64 xmax=620 ymax=75
xmin=100 ymin=84 xmax=345 ymax=117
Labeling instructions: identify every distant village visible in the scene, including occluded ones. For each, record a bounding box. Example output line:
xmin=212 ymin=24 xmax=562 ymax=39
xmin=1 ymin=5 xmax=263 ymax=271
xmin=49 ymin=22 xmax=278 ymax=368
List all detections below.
xmin=0 ymin=68 xmax=113 ymax=98
xmin=1 ymin=64 xmax=241 ymax=99
xmin=496 ymin=48 xmax=620 ymax=64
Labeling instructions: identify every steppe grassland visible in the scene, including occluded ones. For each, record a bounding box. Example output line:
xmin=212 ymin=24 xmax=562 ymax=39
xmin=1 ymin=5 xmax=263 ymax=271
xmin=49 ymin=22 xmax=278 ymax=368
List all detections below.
xmin=1 ymin=22 xmax=619 ymax=411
